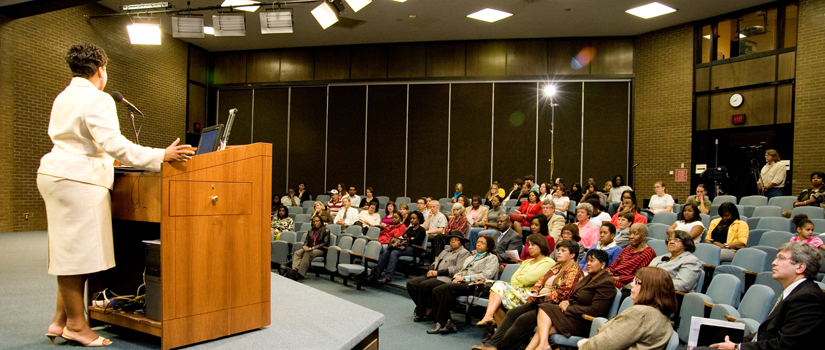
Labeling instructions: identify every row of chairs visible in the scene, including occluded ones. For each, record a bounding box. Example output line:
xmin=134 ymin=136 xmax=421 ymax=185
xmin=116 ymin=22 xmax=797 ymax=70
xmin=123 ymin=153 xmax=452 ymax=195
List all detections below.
xmin=647 ymin=207 xmax=825 ymax=232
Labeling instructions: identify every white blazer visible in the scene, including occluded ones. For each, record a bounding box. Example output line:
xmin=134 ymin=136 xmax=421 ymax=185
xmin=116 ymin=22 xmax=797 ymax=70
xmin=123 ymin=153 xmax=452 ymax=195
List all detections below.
xmin=38 ymin=78 xmax=165 ymax=189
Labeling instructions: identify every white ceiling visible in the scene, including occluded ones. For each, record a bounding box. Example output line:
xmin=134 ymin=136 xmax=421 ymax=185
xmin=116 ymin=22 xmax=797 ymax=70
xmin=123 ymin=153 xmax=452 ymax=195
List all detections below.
xmin=97 ymin=0 xmax=774 ymax=52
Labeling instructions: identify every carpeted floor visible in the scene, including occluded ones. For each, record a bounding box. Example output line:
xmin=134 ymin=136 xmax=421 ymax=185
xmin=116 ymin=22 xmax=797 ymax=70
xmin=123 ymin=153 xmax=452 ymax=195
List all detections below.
xmin=0 ymin=231 xmax=485 ymax=350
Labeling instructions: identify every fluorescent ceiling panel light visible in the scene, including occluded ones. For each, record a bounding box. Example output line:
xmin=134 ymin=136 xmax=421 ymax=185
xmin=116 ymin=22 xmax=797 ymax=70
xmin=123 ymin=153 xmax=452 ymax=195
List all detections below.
xmin=467 ymin=8 xmax=512 ymax=23
xmin=312 ymin=2 xmax=339 ymax=29
xmin=703 ymin=34 xmax=747 ymax=39
xmin=260 ymin=9 xmax=293 ymax=34
xmin=221 ymin=0 xmax=260 ymax=12
xmin=625 ymin=2 xmax=677 ymax=19
xmin=127 ymin=22 xmax=161 ymax=45
xmin=212 ymin=13 xmax=246 ymax=36
xmin=204 ymin=26 xmax=215 ymax=35
xmin=345 ymin=0 xmax=371 ymax=12
xmin=171 ymin=15 xmax=204 ymax=38
xmin=123 ymin=2 xmax=170 ymax=11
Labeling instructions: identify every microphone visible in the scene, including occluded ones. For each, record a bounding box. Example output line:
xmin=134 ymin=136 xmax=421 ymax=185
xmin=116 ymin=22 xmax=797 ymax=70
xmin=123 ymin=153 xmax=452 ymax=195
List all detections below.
xmin=632 ymin=163 xmax=640 ymax=168
xmin=110 ymin=91 xmax=144 ymax=116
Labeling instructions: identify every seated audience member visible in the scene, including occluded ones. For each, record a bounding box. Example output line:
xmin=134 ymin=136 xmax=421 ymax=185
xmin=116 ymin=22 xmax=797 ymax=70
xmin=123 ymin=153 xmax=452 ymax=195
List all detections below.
xmin=613 ymin=211 xmax=634 ymax=248
xmin=271 ymin=194 xmax=282 ymax=213
xmin=370 ymin=211 xmax=427 ymax=284
xmin=789 ymin=171 xmax=825 ymax=217
xmin=607 ymin=223 xmax=656 ymax=288
xmin=493 ymin=179 xmax=507 ymax=198
xmin=504 ymin=178 xmax=523 ymax=203
xmin=379 ymin=201 xmax=397 ymax=228
xmin=492 ymin=215 xmax=524 ymax=264
xmin=586 ymin=197 xmax=611 ymax=228
xmin=485 ymin=184 xmax=501 ymax=205
xmin=423 ymin=200 xmax=448 ymax=258
xmin=610 ymin=193 xmax=647 ymax=225
xmin=399 ymin=203 xmax=411 ymax=226
xmin=648 ymin=181 xmax=674 ymax=214
xmin=344 ymin=186 xmax=361 ymax=210
xmin=705 ymin=202 xmax=749 ymax=263
xmin=584 ymin=183 xmax=606 ymax=206
xmin=550 ymin=224 xmax=587 ymax=264
xmin=603 ymin=181 xmax=613 ymax=195
xmin=518 ymin=250 xmax=617 ymax=350
xmin=378 ymin=212 xmax=407 ymax=248
xmin=524 ymin=174 xmax=540 ymax=193
xmin=359 ymin=187 xmax=378 ymax=210
xmin=271 ymin=206 xmax=294 ymax=240
xmin=667 ymin=203 xmax=705 ymax=243
xmin=580 ymin=223 xmax=622 ymax=269
xmin=428 ymin=234 xmax=499 ymax=334
xmin=575 ymin=267 xmax=677 ymax=350
xmin=415 ymin=198 xmax=429 ymax=222
xmin=451 ymin=183 xmax=464 ymax=203
xmin=701 ymin=242 xmax=825 ymax=350
xmin=516 ymin=215 xmax=554 ymax=263
xmin=336 ymin=183 xmax=346 ymax=197
xmin=456 ymin=195 xmax=470 ymax=211
xmin=551 ymin=185 xmax=570 ymax=215
xmin=296 ymin=182 xmax=311 ymax=203
xmin=282 ymin=188 xmax=301 ymax=207
xmin=309 ymin=201 xmax=333 ymax=224
xmin=758 ymin=149 xmax=786 ymax=199
xmin=333 ymin=197 xmax=359 ymax=228
xmin=569 ymin=183 xmax=584 ymax=204
xmin=541 ymin=199 xmax=566 ymax=242
xmin=407 ymin=230 xmax=471 ymax=322
xmin=685 ymin=184 xmax=712 ymax=215
xmin=476 ymin=235 xmax=559 ymax=326
xmin=791 ymin=214 xmax=825 ymax=252
xmin=466 ymin=195 xmax=490 ymax=229
xmin=607 ymin=175 xmax=632 ymax=203
xmin=539 ymin=182 xmax=553 ymax=202
xmin=285 ymin=216 xmax=330 ymax=280
xmin=469 ymin=195 xmax=506 ymax=249
xmin=355 ymin=201 xmax=381 ymax=231
xmin=575 ymin=203 xmax=600 ymax=248
xmin=648 ymin=230 xmax=703 ymax=293
xmin=327 ymin=190 xmax=343 ymax=217
xmin=516 ymin=182 xmax=532 ymax=206
xmin=511 ymin=190 xmax=542 ymax=235
xmin=444 ymin=203 xmax=469 ymax=241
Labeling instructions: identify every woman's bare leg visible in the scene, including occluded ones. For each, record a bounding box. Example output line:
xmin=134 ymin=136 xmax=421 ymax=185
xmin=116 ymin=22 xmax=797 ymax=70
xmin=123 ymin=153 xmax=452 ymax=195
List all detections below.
xmin=58 ymin=275 xmax=111 ymax=345
xmin=478 ymin=292 xmax=502 ymax=323
xmin=535 ymin=308 xmax=557 ymax=350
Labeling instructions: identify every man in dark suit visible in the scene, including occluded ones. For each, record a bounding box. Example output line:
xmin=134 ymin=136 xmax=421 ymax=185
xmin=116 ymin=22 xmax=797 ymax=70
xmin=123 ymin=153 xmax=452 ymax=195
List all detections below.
xmin=493 ymin=216 xmax=523 ymax=263
xmin=708 ymin=241 xmax=825 ymax=350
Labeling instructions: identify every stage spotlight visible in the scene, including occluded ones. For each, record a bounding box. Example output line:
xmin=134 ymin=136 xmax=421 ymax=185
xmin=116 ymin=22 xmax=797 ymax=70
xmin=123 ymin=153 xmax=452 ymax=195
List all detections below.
xmin=312 ymin=1 xmax=339 ymax=29
xmin=543 ymin=85 xmax=557 ymax=97
xmin=127 ymin=18 xmax=161 ymax=45
xmin=260 ymin=8 xmax=293 ymax=34
xmin=171 ymin=15 xmax=204 ymax=38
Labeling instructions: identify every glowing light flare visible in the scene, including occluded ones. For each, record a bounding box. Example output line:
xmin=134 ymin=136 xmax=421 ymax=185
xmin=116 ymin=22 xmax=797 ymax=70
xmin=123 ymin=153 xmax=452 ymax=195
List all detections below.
xmin=543 ymin=85 xmax=557 ymax=97
xmin=571 ymin=47 xmax=596 ymax=70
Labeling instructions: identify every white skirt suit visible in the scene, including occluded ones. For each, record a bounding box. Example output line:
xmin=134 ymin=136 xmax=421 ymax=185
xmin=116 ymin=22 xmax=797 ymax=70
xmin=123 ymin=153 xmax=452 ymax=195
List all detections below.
xmin=37 ymin=77 xmax=164 ymax=276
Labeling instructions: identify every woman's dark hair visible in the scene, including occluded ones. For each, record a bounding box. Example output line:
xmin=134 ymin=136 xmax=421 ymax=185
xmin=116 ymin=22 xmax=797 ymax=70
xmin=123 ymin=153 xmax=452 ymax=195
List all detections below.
xmin=670 ymin=230 xmax=696 ymax=253
xmin=622 ymin=193 xmax=638 ymax=213
xmin=811 ymin=172 xmax=825 ymax=181
xmin=472 ymin=195 xmax=482 ymax=206
xmin=528 ymin=190 xmax=539 ymax=203
xmin=66 ymin=44 xmax=108 ymax=78
xmin=478 ymin=234 xmax=496 ymax=254
xmin=679 ymin=203 xmax=701 ymax=223
xmin=279 ymin=205 xmax=289 ymax=218
xmin=527 ymin=234 xmax=552 ymax=256
xmin=365 ymin=187 xmax=374 ymax=195
xmin=602 ymin=222 xmax=616 ymax=235
xmin=410 ymin=210 xmax=423 ymax=224
xmin=458 ymin=194 xmax=470 ymax=206
xmin=793 ymin=214 xmax=813 ymax=231
xmin=633 ymin=267 xmax=679 ymax=316
xmin=571 ymin=183 xmax=582 ymax=194
xmin=562 ymin=223 xmax=580 ymax=242
xmin=531 ymin=214 xmax=549 ymax=236
xmin=717 ymin=202 xmax=740 ymax=221
xmin=385 ymin=201 xmax=396 ymax=215
xmin=622 ymin=189 xmax=636 ymax=201
xmin=586 ymin=197 xmax=603 ymax=213
xmin=586 ymin=249 xmax=609 ymax=265
xmin=612 ymin=175 xmax=625 ymax=187
xmin=556 ymin=239 xmax=580 ymax=261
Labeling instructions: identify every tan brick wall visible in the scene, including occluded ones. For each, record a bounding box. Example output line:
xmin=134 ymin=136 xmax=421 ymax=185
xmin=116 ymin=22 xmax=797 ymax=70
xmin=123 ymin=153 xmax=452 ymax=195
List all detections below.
xmin=0 ymin=4 xmax=188 ymax=232
xmin=633 ymin=24 xmax=694 ymax=203
xmin=793 ymin=0 xmax=825 ymax=194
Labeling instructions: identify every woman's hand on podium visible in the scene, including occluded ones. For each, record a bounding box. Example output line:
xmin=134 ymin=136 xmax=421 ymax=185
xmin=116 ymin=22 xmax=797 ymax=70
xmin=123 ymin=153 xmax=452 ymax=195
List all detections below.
xmin=165 ymin=138 xmax=195 ymax=162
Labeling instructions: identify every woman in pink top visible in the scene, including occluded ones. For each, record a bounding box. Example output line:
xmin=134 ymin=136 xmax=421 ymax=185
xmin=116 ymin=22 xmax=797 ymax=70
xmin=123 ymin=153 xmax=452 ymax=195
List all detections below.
xmin=575 ymin=202 xmax=600 ymax=248
xmin=791 ymin=214 xmax=825 ymax=251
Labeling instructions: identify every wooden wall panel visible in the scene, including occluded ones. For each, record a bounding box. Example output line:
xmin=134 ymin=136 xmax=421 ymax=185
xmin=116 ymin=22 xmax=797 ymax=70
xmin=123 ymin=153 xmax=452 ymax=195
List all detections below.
xmin=450 ymin=83 xmax=493 ymax=198
xmin=326 ymin=86 xmax=366 ymax=192
xmin=246 ymin=51 xmax=280 ymax=83
xmin=388 ymin=43 xmax=426 ymax=78
xmin=549 ymin=39 xmax=591 ymax=75
xmin=217 ymin=89 xmax=253 ymax=145
xmin=252 ymin=88 xmax=289 ymax=194
xmin=189 ymin=45 xmax=208 ymax=85
xmin=280 ymin=49 xmax=314 ymax=82
xmin=493 ymin=83 xmax=539 ymax=190
xmin=696 ymin=95 xmax=710 ymax=131
xmin=187 ymin=83 xmax=206 ymax=134
xmin=351 ymin=46 xmax=388 ymax=80
xmin=506 ymin=40 xmax=548 ymax=76
xmin=407 ymin=84 xmax=449 ymax=199
xmin=590 ymin=39 xmax=634 ymax=75
xmin=537 ymin=82 xmax=583 ymax=184
xmin=426 ymin=42 xmax=466 ymax=77
xmin=695 ymin=67 xmax=710 ymax=92
xmin=213 ymin=52 xmax=247 ymax=85
xmin=365 ymin=85 xmax=407 ymax=199
xmin=709 ymin=86 xmax=775 ymax=129
xmin=288 ymin=87 xmax=327 ymax=194
xmin=466 ymin=41 xmax=507 ymax=77
xmin=314 ymin=47 xmax=351 ymax=81
xmin=776 ymin=83 xmax=793 ymax=124
xmin=778 ymin=51 xmax=795 ymax=81
xmin=582 ymin=82 xmax=629 ymax=186
xmin=710 ymin=55 xmax=776 ymax=90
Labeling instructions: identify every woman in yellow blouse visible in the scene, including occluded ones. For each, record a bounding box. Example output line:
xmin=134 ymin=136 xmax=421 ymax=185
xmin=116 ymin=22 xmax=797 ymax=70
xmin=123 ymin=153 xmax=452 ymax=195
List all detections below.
xmin=706 ymin=202 xmax=749 ymax=262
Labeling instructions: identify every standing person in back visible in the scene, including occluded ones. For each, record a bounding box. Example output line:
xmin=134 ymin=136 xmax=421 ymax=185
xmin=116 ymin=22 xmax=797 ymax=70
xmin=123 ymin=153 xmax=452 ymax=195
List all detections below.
xmin=39 ymin=44 xmax=193 ymax=347
xmin=758 ymin=149 xmax=786 ymax=199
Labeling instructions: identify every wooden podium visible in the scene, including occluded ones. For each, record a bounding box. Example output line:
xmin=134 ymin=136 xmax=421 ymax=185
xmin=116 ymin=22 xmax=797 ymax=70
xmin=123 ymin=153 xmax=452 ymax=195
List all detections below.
xmin=89 ymin=143 xmax=272 ymax=350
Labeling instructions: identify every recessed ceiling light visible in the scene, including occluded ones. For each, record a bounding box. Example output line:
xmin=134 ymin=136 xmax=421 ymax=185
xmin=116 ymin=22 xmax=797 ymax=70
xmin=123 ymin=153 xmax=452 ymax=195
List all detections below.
xmin=409 ymin=14 xmax=416 ymax=18
xmin=467 ymin=8 xmax=512 ymax=23
xmin=221 ymin=0 xmax=260 ymax=12
xmin=625 ymin=2 xmax=677 ymax=19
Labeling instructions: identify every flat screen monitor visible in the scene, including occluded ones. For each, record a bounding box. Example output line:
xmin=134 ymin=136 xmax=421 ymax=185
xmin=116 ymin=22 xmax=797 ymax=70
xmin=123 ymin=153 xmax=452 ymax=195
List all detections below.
xmin=196 ymin=124 xmax=224 ymax=156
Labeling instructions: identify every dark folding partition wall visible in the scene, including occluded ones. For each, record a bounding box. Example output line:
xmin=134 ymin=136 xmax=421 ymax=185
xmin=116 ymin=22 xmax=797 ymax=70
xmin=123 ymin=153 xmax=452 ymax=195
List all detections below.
xmin=216 ymin=81 xmax=630 ymax=200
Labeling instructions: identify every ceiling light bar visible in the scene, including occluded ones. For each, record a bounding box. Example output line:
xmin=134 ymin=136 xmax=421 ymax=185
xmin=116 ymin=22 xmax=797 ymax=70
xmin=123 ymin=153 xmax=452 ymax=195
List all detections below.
xmin=312 ymin=2 xmax=339 ymax=29
xmin=171 ymin=15 xmax=204 ymax=38
xmin=467 ymin=8 xmax=513 ymax=23
xmin=260 ymin=8 xmax=293 ymax=34
xmin=344 ymin=0 xmax=371 ymax=12
xmin=625 ymin=2 xmax=677 ymax=19
xmin=212 ymin=13 xmax=247 ymax=36
xmin=127 ymin=19 xmax=162 ymax=45
xmin=123 ymin=2 xmax=170 ymax=11
xmin=221 ymin=0 xmax=260 ymax=12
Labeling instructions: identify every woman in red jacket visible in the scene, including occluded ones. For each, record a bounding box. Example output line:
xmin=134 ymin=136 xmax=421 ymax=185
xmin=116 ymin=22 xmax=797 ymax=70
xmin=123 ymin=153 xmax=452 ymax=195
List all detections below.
xmin=512 ymin=191 xmax=542 ymax=235
xmin=378 ymin=212 xmax=407 ymax=250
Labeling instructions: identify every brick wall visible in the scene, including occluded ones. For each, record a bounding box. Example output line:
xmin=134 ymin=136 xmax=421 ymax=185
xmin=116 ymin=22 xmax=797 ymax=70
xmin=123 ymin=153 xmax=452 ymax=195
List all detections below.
xmin=633 ymin=24 xmax=694 ymax=203
xmin=0 ymin=4 xmax=188 ymax=232
xmin=793 ymin=0 xmax=825 ymax=194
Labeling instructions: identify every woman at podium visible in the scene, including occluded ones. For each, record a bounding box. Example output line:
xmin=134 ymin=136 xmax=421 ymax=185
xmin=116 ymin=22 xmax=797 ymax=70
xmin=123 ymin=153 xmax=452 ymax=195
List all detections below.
xmin=36 ymin=44 xmax=193 ymax=346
